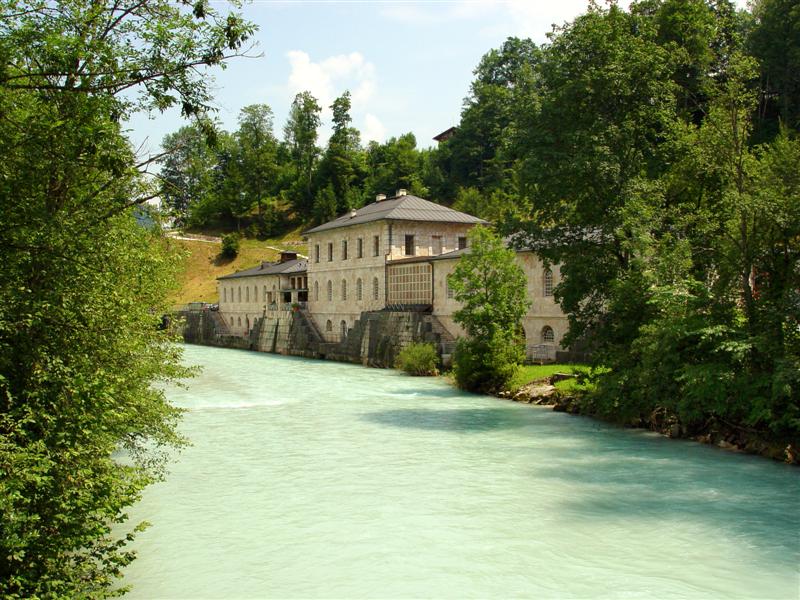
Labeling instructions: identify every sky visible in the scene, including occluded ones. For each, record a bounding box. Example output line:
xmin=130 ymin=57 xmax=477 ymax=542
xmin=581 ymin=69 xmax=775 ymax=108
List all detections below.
xmin=125 ymin=0 xmax=748 ymax=159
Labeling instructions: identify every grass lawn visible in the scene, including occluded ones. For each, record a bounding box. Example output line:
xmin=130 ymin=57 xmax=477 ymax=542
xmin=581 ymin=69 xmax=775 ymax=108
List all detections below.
xmin=168 ymin=235 xmax=307 ymax=306
xmin=509 ymin=363 xmax=589 ymax=391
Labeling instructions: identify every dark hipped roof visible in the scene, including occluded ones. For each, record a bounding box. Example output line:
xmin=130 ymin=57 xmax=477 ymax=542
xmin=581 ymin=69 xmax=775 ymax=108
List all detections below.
xmin=433 ymin=126 xmax=457 ymax=142
xmin=303 ymin=194 xmax=486 ymax=235
xmin=217 ymin=258 xmax=307 ymax=281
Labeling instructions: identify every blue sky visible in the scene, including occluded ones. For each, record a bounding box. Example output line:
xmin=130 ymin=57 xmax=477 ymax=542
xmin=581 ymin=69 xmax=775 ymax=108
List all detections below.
xmin=125 ymin=0 xmax=747 ymax=158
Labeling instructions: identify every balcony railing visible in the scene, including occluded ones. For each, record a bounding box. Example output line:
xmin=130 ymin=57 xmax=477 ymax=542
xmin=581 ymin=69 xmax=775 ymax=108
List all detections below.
xmin=266 ymin=301 xmax=308 ymax=312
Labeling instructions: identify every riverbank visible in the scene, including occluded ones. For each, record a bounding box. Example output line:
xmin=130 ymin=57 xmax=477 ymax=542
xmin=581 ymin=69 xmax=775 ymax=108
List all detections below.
xmin=496 ymin=374 xmax=799 ymax=465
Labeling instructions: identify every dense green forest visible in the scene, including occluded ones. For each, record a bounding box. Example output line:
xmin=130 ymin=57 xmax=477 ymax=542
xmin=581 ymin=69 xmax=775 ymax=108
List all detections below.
xmin=164 ymin=0 xmax=799 ymax=449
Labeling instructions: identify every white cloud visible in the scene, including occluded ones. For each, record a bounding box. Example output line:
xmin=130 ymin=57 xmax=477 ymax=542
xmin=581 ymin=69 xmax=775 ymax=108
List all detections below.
xmin=286 ymin=50 xmax=376 ymax=112
xmin=285 ymin=50 xmax=380 ymax=143
xmin=362 ymin=113 xmax=387 ymax=144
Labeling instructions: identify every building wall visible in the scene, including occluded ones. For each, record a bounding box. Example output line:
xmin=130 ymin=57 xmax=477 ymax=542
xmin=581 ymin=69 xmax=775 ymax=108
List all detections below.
xmin=305 ymin=219 xmax=480 ymax=342
xmin=305 ymin=221 xmax=390 ymax=342
xmin=218 ymin=272 xmax=307 ymax=337
xmin=385 ymin=221 xmax=474 ymax=260
xmin=431 ymin=251 xmax=569 ymax=360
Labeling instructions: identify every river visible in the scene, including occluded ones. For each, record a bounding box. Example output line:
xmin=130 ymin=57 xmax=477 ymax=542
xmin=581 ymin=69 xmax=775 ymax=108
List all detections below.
xmin=123 ymin=344 xmax=799 ymax=598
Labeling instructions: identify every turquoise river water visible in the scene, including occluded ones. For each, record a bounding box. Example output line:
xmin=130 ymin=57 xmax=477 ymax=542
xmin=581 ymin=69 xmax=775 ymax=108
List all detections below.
xmin=124 ymin=344 xmax=800 ymax=599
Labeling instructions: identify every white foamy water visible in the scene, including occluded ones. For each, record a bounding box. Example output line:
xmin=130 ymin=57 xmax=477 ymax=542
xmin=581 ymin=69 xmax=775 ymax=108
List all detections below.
xmin=123 ymin=344 xmax=800 ymax=599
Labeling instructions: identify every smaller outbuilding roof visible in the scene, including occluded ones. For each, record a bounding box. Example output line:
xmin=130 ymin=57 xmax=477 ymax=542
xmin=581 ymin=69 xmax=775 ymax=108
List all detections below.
xmin=303 ymin=194 xmax=486 ymax=235
xmin=217 ymin=257 xmax=307 ymax=281
xmin=433 ymin=126 xmax=457 ymax=142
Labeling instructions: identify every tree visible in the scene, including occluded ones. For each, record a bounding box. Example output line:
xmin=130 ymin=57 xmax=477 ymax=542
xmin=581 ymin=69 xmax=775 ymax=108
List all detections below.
xmin=160 ymin=123 xmax=219 ymax=224
xmin=449 ymin=226 xmax=529 ymax=392
xmin=284 ymin=91 xmax=322 ymax=215
xmin=0 ymin=0 xmax=254 ymax=596
xmin=448 ymin=37 xmax=541 ymax=192
xmin=749 ymin=0 xmax=800 ymax=138
xmin=315 ymin=91 xmax=366 ymax=215
xmin=235 ymin=104 xmax=281 ymax=235
xmin=363 ymin=133 xmax=428 ymax=199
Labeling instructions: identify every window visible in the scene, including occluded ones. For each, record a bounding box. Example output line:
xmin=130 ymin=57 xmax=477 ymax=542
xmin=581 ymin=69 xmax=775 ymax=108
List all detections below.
xmin=327 ymin=242 xmax=333 ymax=262
xmin=341 ymin=279 xmax=347 ymax=301
xmin=357 ymin=238 xmax=363 ymax=258
xmin=541 ymin=326 xmax=555 ymax=344
xmin=254 ymin=285 xmax=257 ymax=300
xmin=373 ymin=235 xmax=380 ymax=257
xmin=314 ymin=280 xmax=319 ymax=301
xmin=356 ymin=278 xmax=363 ymax=301
xmin=432 ymin=235 xmax=442 ymax=255
xmin=230 ymin=317 xmax=234 ymax=326
xmin=246 ymin=316 xmax=250 ymax=331
xmin=327 ymin=280 xmax=332 ymax=301
xmin=373 ymin=277 xmax=379 ymax=300
xmin=404 ymin=234 xmax=415 ymax=256
xmin=544 ymin=268 xmax=554 ymax=297
xmin=263 ymin=286 xmax=267 ymax=301
xmin=340 ymin=320 xmax=347 ymax=341
xmin=237 ymin=287 xmax=241 ymax=302
xmin=223 ymin=288 xmax=227 ymax=302
xmin=447 ymin=277 xmax=455 ymax=299
xmin=458 ymin=236 xmax=467 ymax=250
xmin=314 ymin=244 xmax=320 ymax=263
xmin=342 ymin=239 xmax=348 ymax=260
xmin=237 ymin=317 xmax=241 ymax=326
xmin=325 ymin=319 xmax=332 ymax=332
xmin=246 ymin=287 xmax=250 ymax=302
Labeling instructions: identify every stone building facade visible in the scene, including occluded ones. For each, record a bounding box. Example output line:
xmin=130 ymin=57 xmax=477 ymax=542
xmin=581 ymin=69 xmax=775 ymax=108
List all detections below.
xmin=217 ymin=252 xmax=307 ymax=337
xmin=213 ymin=191 xmax=571 ymax=361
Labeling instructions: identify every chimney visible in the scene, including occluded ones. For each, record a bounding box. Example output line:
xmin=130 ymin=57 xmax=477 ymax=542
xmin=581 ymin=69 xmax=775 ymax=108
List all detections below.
xmin=396 ymin=188 xmax=407 ymax=197
xmin=375 ymin=193 xmax=386 ymax=202
xmin=279 ymin=251 xmax=297 ymax=263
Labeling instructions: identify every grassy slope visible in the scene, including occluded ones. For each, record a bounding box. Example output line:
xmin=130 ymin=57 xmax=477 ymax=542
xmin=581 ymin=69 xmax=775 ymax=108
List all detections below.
xmin=168 ymin=236 xmax=307 ymax=306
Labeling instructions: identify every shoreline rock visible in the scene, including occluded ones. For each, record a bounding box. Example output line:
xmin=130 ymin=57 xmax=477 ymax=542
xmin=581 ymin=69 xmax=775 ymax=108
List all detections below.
xmin=499 ymin=376 xmax=798 ymax=466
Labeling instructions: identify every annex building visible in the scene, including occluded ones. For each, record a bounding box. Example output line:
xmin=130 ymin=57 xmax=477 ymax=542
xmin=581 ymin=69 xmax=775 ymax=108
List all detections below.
xmin=214 ymin=190 xmax=569 ymax=363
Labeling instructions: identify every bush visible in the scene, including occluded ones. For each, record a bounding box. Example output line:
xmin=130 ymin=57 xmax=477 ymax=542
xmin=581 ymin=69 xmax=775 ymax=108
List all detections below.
xmin=220 ymin=232 xmax=240 ymax=258
xmin=453 ymin=331 xmax=525 ymax=393
xmin=396 ymin=343 xmax=440 ymax=376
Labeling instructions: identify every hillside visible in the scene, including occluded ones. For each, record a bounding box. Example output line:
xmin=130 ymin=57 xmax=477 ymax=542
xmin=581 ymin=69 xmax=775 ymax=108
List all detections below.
xmin=168 ymin=233 xmax=307 ymax=306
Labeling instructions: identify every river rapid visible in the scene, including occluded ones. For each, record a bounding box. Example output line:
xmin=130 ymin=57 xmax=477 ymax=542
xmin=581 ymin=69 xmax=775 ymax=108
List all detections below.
xmin=123 ymin=344 xmax=799 ymax=599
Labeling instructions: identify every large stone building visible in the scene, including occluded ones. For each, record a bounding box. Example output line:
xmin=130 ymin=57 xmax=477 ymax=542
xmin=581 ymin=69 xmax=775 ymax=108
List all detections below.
xmin=212 ymin=190 xmax=570 ymax=362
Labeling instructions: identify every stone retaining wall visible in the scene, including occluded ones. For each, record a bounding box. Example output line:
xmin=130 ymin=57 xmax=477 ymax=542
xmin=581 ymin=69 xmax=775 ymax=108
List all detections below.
xmin=179 ymin=308 xmax=456 ymax=368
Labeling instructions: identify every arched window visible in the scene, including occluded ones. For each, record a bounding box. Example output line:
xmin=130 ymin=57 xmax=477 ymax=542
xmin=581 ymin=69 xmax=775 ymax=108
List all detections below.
xmin=541 ymin=326 xmax=555 ymax=344
xmin=254 ymin=285 xmax=257 ymax=300
xmin=230 ymin=317 xmax=234 ymax=326
xmin=327 ymin=280 xmax=332 ymax=301
xmin=237 ymin=287 xmax=241 ymax=302
xmin=325 ymin=319 xmax=332 ymax=332
xmin=246 ymin=286 xmax=250 ymax=302
xmin=263 ymin=286 xmax=267 ymax=301
xmin=341 ymin=279 xmax=347 ymax=301
xmin=246 ymin=316 xmax=250 ymax=331
xmin=237 ymin=317 xmax=241 ymax=326
xmin=314 ymin=280 xmax=319 ymax=301
xmin=340 ymin=320 xmax=347 ymax=341
xmin=373 ymin=277 xmax=379 ymax=300
xmin=356 ymin=278 xmax=362 ymax=301
xmin=543 ymin=268 xmax=554 ymax=297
